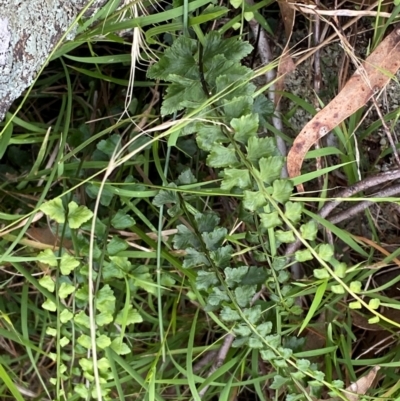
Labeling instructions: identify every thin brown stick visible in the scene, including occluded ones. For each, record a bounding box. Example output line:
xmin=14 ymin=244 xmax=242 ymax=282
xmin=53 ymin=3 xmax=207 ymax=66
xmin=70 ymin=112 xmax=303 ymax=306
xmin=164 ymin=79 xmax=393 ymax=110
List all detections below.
xmin=291 ymin=5 xmax=392 ymax=18
xmin=329 ymin=183 xmax=400 ymax=224
xmin=198 ymin=287 xmax=265 ymax=397
xmin=285 ymin=169 xmax=400 ymax=256
xmin=313 ymin=0 xmax=321 ymax=94
xmin=198 ymin=335 xmax=234 ymax=398
xmin=294 ymin=1 xmax=385 ymax=68
xmin=193 ymin=350 xmax=219 ymax=373
xmin=318 ymin=169 xmax=400 ymax=219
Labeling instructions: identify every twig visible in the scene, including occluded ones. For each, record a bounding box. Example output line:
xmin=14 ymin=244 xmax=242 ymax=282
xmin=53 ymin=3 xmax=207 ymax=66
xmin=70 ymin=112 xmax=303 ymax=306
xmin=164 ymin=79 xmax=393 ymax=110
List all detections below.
xmin=294 ymin=0 xmax=384 ymax=67
xmin=318 ymin=169 xmax=400 ymax=219
xmin=290 ymin=4 xmax=392 ymax=18
xmin=0 ymin=212 xmax=44 ymax=237
xmin=193 ymin=350 xmax=219 ymax=373
xmin=198 ymin=335 xmax=234 ymax=398
xmin=313 ymin=0 xmax=321 ymax=94
xmin=285 ymin=169 xmax=400 ymax=256
xmin=329 ymin=183 xmax=400 ymax=224
xmin=198 ymin=285 xmax=266 ymax=397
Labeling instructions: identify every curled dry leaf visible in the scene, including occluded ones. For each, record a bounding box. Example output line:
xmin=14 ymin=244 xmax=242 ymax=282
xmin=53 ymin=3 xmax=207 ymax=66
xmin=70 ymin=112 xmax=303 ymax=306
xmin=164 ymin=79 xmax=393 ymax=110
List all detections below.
xmin=319 ymin=366 xmax=380 ymax=401
xmin=287 ymin=24 xmax=400 ymax=191
xmin=344 ymin=366 xmax=380 ymax=401
xmin=278 ymin=0 xmax=296 ymax=40
xmin=26 ymin=226 xmax=73 ymax=250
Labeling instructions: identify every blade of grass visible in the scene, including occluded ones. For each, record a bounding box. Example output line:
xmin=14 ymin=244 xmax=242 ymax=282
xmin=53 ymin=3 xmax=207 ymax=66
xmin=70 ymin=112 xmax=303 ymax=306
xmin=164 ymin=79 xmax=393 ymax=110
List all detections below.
xmin=105 ymin=348 xmax=126 ymax=401
xmin=298 ymin=279 xmax=328 ymax=334
xmin=0 ymin=359 xmax=25 ymax=401
xmin=20 ymin=284 xmax=51 ymax=399
xmin=110 ymin=350 xmax=165 ymax=401
xmin=0 ymin=118 xmax=12 ymax=159
xmin=291 ymin=162 xmax=353 ymax=187
xmin=303 ymin=209 xmax=368 ymax=257
xmin=187 ymin=309 xmax=202 ymax=401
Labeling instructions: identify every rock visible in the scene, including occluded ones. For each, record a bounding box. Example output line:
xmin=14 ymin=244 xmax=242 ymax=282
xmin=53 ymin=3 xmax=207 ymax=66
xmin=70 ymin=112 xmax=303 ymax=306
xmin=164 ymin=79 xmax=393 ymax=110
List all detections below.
xmin=0 ymin=0 xmax=107 ymax=121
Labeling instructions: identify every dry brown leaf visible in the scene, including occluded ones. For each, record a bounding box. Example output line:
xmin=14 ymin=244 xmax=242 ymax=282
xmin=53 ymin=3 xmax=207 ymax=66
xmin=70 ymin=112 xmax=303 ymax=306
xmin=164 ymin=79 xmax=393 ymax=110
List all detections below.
xmin=278 ymin=0 xmax=296 ymax=40
xmin=344 ymin=366 xmax=380 ymax=401
xmin=287 ymin=24 xmax=400 ymax=191
xmin=276 ymin=51 xmax=296 ymax=107
xmin=319 ymin=367 xmax=381 ymax=401
xmin=353 ymin=235 xmax=400 ymax=267
xmin=303 ymin=311 xmax=326 ymax=351
xmin=26 ymin=226 xmax=73 ymax=250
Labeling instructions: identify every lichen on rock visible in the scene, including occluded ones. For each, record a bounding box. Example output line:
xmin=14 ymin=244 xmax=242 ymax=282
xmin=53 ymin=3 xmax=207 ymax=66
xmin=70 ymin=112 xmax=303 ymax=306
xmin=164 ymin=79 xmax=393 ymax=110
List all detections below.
xmin=0 ymin=0 xmax=107 ymax=121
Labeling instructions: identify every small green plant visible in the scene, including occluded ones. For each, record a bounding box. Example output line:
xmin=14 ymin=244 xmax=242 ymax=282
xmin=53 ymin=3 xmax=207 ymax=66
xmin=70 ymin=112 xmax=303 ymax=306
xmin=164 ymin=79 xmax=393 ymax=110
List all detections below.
xmin=37 ymin=198 xmax=153 ymax=399
xmin=2 ymin=2 xmax=399 ymax=399
xmin=147 ymin=31 xmax=355 ymax=399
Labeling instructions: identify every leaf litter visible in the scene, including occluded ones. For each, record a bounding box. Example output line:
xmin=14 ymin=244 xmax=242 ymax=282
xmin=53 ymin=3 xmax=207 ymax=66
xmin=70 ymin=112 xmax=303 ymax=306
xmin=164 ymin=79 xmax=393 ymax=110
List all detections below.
xmin=287 ymin=23 xmax=400 ymax=191
xmin=342 ymin=366 xmax=380 ymax=401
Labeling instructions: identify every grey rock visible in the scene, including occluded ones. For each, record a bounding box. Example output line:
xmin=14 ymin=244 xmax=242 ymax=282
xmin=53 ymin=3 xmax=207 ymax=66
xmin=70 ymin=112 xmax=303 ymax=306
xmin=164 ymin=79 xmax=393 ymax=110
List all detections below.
xmin=0 ymin=0 xmax=107 ymax=121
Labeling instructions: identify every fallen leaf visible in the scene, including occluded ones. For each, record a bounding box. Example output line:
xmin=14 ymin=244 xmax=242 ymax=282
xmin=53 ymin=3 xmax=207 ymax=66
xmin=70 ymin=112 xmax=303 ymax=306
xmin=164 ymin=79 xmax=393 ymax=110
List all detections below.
xmin=345 ymin=366 xmax=380 ymax=401
xmin=287 ymin=24 xmax=400 ymax=191
xmin=276 ymin=51 xmax=296 ymax=107
xmin=26 ymin=226 xmax=73 ymax=250
xmin=278 ymin=0 xmax=296 ymax=40
xmin=353 ymin=235 xmax=400 ymax=267
xmin=318 ymin=366 xmax=381 ymax=401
